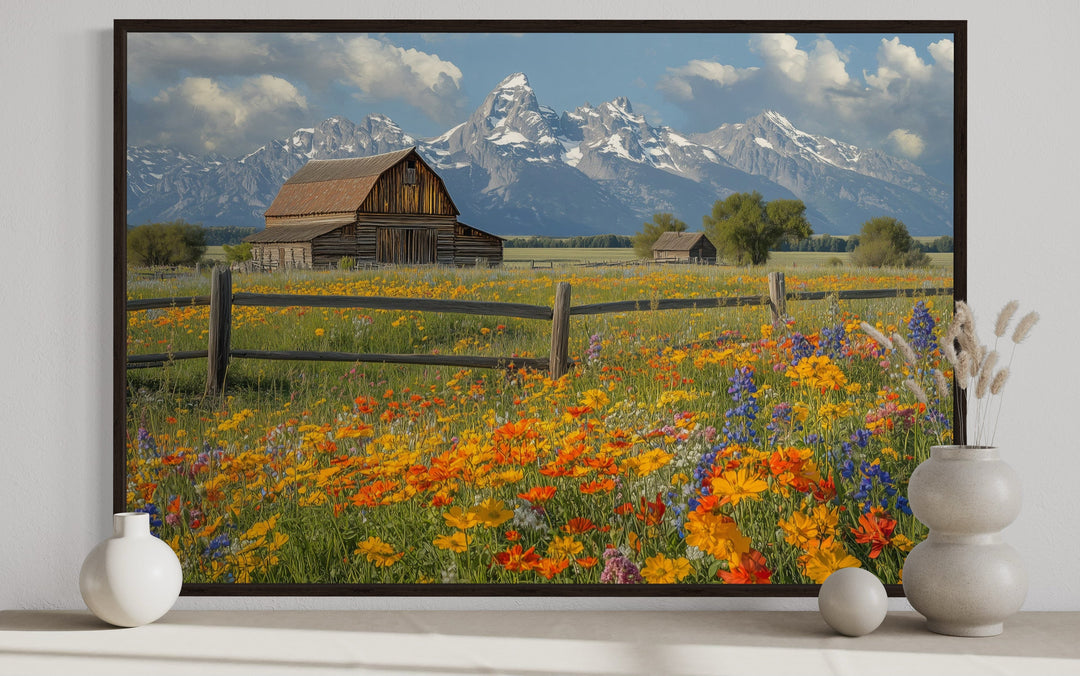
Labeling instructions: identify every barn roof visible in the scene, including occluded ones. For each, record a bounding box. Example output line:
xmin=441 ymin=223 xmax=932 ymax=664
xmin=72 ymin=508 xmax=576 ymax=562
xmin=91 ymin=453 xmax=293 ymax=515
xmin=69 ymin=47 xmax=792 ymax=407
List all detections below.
xmin=456 ymin=221 xmax=505 ymax=241
xmin=243 ymin=222 xmax=344 ymax=243
xmin=264 ymin=147 xmax=420 ymax=218
xmin=652 ymin=231 xmax=711 ymax=252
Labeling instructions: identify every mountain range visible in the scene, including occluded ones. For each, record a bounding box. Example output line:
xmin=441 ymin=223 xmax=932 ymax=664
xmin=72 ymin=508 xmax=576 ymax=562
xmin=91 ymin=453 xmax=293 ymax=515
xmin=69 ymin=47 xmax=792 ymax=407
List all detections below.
xmin=126 ymin=73 xmax=952 ymax=237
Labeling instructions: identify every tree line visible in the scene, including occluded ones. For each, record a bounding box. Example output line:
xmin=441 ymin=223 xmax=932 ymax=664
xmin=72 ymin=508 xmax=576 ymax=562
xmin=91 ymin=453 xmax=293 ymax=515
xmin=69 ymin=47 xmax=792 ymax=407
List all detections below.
xmin=633 ymin=192 xmax=951 ymax=268
xmin=504 ymin=234 xmax=633 ymax=248
xmin=127 ymin=221 xmax=255 ymax=266
xmin=772 ymin=233 xmax=954 ymax=254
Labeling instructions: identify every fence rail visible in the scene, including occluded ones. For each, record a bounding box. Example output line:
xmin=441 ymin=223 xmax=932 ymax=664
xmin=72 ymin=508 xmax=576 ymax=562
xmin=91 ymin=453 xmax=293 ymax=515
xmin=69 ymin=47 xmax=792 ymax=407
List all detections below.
xmin=126 ymin=270 xmax=952 ymax=396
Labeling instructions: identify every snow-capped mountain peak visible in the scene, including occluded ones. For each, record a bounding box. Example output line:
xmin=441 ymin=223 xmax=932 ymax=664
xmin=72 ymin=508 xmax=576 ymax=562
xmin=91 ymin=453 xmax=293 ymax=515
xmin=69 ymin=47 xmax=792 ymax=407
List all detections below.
xmin=127 ymin=72 xmax=952 ymax=237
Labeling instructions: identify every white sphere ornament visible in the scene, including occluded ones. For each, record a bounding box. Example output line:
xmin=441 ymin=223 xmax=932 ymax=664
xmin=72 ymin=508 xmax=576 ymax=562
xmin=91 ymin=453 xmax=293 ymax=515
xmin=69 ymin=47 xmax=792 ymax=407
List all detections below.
xmin=79 ymin=512 xmax=183 ymax=627
xmin=818 ymin=567 xmax=888 ymax=636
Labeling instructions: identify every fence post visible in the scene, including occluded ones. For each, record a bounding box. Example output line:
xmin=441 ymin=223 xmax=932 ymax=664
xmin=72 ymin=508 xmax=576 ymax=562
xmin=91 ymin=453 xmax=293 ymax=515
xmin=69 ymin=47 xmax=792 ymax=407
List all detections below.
xmin=549 ymin=282 xmax=572 ymax=379
xmin=205 ymin=266 xmax=233 ymax=397
xmin=768 ymin=271 xmax=786 ymax=326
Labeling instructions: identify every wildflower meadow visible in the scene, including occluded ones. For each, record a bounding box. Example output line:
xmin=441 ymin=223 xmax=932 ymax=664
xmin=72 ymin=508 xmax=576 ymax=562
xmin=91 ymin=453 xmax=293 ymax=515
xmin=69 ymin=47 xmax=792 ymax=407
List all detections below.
xmin=126 ymin=264 xmax=953 ymax=586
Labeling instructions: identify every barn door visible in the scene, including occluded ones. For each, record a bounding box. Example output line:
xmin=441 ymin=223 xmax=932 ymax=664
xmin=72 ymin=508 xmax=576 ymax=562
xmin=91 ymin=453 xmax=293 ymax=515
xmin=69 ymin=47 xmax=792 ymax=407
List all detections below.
xmin=377 ymin=228 xmax=437 ymax=264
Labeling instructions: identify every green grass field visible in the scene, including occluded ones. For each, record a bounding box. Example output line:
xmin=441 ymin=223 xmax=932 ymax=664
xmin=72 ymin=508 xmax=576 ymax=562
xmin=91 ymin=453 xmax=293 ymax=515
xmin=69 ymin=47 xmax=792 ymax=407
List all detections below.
xmin=126 ymin=262 xmax=955 ymax=586
xmin=503 ymin=248 xmax=952 ymax=268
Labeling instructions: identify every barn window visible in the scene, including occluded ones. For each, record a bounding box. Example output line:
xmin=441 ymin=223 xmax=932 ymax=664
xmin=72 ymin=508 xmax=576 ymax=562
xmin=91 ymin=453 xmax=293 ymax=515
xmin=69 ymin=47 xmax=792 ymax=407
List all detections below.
xmin=404 ymin=159 xmax=417 ymax=185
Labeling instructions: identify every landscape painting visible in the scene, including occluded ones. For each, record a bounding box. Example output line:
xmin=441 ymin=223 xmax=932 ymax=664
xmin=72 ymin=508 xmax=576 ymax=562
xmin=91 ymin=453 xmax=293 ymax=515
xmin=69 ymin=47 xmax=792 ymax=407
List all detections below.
xmin=118 ymin=21 xmax=964 ymax=594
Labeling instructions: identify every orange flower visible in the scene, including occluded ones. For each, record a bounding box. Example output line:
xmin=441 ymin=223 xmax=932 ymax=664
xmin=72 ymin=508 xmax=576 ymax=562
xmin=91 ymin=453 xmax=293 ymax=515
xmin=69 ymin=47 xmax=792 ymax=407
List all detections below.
xmin=579 ymin=478 xmax=616 ymax=494
xmin=850 ymin=508 xmax=897 ymax=559
xmin=533 ymin=557 xmax=570 ymax=580
xmin=495 ymin=544 xmax=541 ymax=572
xmin=575 ymin=556 xmax=599 ymax=568
xmin=504 ymin=530 xmax=521 ymax=541
xmin=493 ymin=418 xmax=538 ymax=441
xmin=635 ymin=493 xmax=666 ymax=526
xmin=517 ymin=485 xmax=557 ymax=505
xmin=562 ymin=517 xmax=598 ymax=534
xmin=718 ymin=550 xmax=773 ymax=584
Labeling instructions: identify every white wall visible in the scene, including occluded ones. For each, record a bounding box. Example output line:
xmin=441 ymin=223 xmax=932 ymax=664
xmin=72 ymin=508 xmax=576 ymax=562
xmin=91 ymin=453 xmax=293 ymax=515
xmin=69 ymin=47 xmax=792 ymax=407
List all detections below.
xmin=2 ymin=0 xmax=1077 ymax=612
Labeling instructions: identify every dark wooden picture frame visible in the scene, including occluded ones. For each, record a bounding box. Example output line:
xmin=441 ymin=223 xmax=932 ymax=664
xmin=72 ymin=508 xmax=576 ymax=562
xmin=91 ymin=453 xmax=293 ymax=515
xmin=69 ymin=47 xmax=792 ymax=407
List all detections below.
xmin=116 ymin=19 xmax=966 ymax=597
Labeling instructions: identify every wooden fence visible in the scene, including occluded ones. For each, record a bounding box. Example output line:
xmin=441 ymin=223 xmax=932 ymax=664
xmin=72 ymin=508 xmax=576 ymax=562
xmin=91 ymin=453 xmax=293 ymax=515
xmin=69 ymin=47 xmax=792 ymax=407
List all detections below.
xmin=126 ymin=269 xmax=953 ymax=396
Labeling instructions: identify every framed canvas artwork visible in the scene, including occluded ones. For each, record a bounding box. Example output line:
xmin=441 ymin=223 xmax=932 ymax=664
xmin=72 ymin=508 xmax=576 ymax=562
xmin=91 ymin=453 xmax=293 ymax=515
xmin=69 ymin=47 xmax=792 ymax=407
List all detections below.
xmin=115 ymin=19 xmax=966 ymax=595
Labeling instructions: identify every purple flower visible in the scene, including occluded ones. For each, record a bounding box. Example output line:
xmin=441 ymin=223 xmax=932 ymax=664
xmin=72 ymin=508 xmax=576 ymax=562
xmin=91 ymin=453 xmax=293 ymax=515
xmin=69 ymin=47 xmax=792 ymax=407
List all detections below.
xmin=600 ymin=548 xmax=643 ymax=584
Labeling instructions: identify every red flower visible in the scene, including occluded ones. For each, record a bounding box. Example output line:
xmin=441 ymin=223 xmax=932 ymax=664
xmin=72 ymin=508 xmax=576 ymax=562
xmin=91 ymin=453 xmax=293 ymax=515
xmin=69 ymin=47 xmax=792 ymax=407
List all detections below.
xmin=718 ymin=550 xmax=773 ymax=584
xmin=562 ymin=517 xmax=598 ymax=534
xmin=495 ymin=545 xmax=540 ymax=572
xmin=517 ymin=485 xmax=557 ymax=505
xmin=635 ymin=493 xmax=666 ymax=526
xmin=851 ymin=508 xmax=897 ymax=559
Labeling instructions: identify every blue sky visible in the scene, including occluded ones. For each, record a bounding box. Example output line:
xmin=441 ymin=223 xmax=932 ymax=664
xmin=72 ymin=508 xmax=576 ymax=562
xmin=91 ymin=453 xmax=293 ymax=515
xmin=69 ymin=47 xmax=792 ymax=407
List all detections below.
xmin=127 ymin=30 xmax=955 ymax=179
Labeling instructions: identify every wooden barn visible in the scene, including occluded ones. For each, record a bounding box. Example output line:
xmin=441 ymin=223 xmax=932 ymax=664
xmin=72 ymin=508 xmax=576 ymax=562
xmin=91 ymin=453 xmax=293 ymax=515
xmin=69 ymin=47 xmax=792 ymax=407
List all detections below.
xmin=245 ymin=147 xmax=503 ymax=269
xmin=651 ymin=231 xmax=717 ymax=263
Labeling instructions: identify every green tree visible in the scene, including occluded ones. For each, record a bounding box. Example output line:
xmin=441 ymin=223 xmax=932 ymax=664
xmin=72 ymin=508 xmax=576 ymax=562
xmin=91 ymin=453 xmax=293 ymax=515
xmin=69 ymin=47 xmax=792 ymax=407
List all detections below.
xmin=930 ymin=235 xmax=954 ymax=253
xmin=702 ymin=192 xmax=812 ymax=265
xmin=127 ymin=221 xmax=207 ymax=267
xmin=851 ymin=217 xmax=930 ymax=267
xmin=632 ymin=213 xmax=687 ymax=258
xmin=222 ymin=241 xmax=253 ymax=263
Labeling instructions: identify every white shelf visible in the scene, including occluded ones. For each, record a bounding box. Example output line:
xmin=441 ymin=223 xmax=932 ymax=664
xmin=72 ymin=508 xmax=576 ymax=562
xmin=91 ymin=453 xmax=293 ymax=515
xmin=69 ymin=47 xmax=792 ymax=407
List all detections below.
xmin=1 ymin=610 xmax=1078 ymax=675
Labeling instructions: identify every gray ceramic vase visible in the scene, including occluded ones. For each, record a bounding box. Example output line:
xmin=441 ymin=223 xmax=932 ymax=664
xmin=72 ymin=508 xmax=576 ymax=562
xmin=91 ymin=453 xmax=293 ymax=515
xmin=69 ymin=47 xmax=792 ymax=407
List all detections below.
xmin=903 ymin=445 xmax=1027 ymax=637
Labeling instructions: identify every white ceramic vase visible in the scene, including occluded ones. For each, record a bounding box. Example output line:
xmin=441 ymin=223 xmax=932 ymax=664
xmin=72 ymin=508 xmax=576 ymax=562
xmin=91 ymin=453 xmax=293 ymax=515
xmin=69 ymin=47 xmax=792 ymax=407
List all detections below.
xmin=79 ymin=512 xmax=182 ymax=627
xmin=903 ymin=445 xmax=1027 ymax=637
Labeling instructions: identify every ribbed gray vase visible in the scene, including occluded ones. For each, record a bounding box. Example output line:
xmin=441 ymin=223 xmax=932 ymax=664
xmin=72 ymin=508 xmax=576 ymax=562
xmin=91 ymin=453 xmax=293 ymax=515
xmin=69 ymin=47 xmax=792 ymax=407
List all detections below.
xmin=903 ymin=445 xmax=1027 ymax=637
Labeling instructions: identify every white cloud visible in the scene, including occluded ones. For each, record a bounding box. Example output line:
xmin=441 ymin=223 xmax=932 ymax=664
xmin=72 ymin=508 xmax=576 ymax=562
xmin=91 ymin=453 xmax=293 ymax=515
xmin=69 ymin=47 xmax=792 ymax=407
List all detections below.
xmin=866 ymin=37 xmax=933 ymax=92
xmin=754 ymin=33 xmax=809 ymax=82
xmin=128 ymin=33 xmax=468 ymax=155
xmin=137 ymin=75 xmax=309 ymax=153
xmin=929 ymin=39 xmax=955 ymax=74
xmin=340 ymin=36 xmax=464 ymax=123
xmin=657 ymin=33 xmax=953 ymax=168
xmin=887 ymin=129 xmax=926 ymax=159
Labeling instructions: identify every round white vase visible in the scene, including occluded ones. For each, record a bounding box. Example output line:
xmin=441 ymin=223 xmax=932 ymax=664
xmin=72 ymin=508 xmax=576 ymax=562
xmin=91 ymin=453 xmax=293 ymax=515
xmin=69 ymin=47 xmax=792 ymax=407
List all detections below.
xmin=903 ymin=445 xmax=1027 ymax=637
xmin=79 ymin=512 xmax=183 ymax=627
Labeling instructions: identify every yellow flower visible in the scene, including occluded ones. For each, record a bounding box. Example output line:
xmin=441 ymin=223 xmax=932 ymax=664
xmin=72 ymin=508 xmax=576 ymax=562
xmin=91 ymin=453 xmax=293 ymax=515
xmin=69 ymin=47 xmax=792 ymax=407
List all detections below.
xmin=621 ymin=448 xmax=674 ymax=478
xmin=891 ymin=533 xmax=915 ymax=552
xmin=354 ymin=536 xmax=404 ymax=567
xmin=469 ymin=498 xmax=514 ymax=528
xmin=546 ymin=535 xmax=584 ymax=561
xmin=800 ymin=537 xmax=861 ymax=584
xmin=684 ymin=512 xmax=752 ymax=561
xmin=314 ymin=328 xmax=325 ymax=337
xmin=580 ymin=389 xmax=610 ymax=409
xmin=710 ymin=469 xmax=768 ymax=506
xmin=641 ymin=554 xmax=693 ymax=584
xmin=443 ymin=506 xmax=480 ymax=530
xmin=433 ymin=532 xmax=470 ymax=553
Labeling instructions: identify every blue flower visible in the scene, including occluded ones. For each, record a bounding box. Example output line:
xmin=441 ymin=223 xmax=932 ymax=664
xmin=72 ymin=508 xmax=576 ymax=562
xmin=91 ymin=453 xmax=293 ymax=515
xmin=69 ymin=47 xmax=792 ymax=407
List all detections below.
xmin=135 ymin=503 xmax=162 ymax=530
xmin=722 ymin=367 xmax=760 ymax=444
xmin=850 ymin=428 xmax=872 ymax=448
xmin=816 ymin=324 xmax=847 ymax=359
xmin=896 ymin=496 xmax=913 ymax=516
xmin=790 ymin=333 xmax=815 ymax=365
xmin=203 ymin=533 xmax=231 ymax=559
xmin=907 ymin=301 xmax=938 ymax=353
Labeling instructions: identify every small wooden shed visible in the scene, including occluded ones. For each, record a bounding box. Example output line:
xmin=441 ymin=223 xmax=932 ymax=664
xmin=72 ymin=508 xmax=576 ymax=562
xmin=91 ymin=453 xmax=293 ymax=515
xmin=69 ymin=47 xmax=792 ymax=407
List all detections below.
xmin=651 ymin=231 xmax=717 ymax=263
xmin=246 ymin=147 xmax=502 ymax=269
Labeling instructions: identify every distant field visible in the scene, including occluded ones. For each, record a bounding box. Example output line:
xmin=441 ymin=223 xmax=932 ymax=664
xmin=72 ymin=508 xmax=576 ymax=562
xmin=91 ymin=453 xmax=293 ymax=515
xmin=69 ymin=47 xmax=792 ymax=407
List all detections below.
xmin=206 ymin=245 xmax=952 ymax=269
xmin=502 ymin=248 xmax=640 ymax=264
xmin=505 ymin=248 xmax=952 ymax=269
